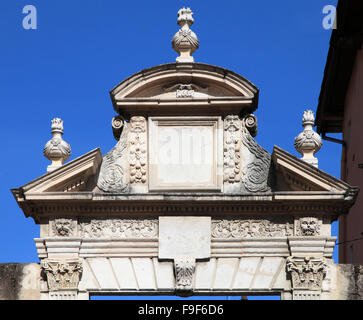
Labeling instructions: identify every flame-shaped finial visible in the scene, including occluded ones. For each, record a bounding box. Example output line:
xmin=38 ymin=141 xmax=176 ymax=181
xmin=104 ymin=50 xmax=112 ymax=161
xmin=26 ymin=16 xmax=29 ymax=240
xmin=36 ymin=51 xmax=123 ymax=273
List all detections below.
xmin=44 ymin=118 xmax=71 ymax=173
xmin=172 ymin=7 xmax=199 ymax=63
xmin=294 ymin=110 xmax=322 ymax=168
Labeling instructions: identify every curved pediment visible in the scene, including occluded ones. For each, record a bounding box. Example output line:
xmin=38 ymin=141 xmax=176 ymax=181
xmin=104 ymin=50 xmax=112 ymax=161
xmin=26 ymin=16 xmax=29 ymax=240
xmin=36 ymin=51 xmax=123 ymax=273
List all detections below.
xmin=110 ymin=63 xmax=259 ymax=118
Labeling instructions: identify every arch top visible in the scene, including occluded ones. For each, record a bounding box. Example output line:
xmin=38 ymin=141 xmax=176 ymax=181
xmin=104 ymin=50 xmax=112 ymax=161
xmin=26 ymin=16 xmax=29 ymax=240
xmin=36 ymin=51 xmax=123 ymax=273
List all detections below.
xmin=110 ymin=62 xmax=259 ymax=119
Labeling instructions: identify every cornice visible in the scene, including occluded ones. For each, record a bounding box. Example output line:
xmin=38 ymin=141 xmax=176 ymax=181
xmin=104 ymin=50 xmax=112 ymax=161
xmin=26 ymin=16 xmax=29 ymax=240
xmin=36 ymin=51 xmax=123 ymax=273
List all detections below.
xmin=15 ymin=191 xmax=355 ymax=223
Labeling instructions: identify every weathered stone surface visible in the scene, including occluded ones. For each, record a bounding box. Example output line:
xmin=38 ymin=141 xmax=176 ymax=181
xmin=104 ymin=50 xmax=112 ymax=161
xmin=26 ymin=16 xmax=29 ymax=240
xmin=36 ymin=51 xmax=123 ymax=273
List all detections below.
xmin=0 ymin=263 xmax=40 ymax=300
xmin=159 ymin=217 xmax=211 ymax=260
xmin=334 ymin=264 xmax=363 ymax=300
xmin=97 ymin=124 xmax=130 ymax=193
xmin=9 ymin=7 xmax=360 ymax=301
xmin=148 ymin=116 xmax=223 ymax=191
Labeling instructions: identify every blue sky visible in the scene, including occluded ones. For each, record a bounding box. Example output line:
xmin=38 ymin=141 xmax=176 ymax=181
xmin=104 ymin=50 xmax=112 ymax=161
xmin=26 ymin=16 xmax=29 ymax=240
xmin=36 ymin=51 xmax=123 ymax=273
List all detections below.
xmin=0 ymin=0 xmax=339 ymax=297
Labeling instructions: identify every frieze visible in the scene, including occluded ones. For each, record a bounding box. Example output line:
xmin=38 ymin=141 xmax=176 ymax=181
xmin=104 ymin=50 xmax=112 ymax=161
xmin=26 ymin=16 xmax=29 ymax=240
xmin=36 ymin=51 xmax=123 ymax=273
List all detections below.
xmin=79 ymin=219 xmax=158 ymax=239
xmin=211 ymin=219 xmax=294 ymax=238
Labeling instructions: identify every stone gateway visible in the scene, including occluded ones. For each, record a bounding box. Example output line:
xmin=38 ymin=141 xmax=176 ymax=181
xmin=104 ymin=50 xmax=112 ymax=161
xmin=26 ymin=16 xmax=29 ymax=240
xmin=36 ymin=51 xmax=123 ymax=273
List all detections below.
xmin=8 ymin=8 xmax=363 ymax=300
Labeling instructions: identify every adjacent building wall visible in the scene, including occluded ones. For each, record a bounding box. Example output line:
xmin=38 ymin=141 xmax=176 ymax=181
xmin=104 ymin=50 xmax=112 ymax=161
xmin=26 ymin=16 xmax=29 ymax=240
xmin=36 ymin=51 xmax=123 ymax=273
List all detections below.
xmin=340 ymin=49 xmax=363 ymax=264
xmin=0 ymin=263 xmax=40 ymax=300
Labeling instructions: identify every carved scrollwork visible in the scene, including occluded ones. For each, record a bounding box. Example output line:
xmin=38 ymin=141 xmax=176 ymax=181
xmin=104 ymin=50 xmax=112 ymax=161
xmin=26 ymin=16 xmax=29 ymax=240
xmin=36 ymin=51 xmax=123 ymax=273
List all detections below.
xmin=112 ymin=115 xmax=124 ymax=141
xmin=79 ymin=219 xmax=158 ymax=239
xmin=241 ymin=115 xmax=271 ymax=193
xmin=97 ymin=123 xmax=130 ymax=193
xmin=211 ymin=219 xmax=293 ymax=238
xmin=244 ymin=114 xmax=257 ymax=137
xmin=176 ymin=84 xmax=195 ymax=98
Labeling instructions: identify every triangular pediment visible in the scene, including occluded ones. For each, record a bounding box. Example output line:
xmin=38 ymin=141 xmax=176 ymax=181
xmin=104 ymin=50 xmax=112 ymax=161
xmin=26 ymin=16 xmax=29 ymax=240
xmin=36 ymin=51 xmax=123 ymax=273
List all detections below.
xmin=272 ymin=145 xmax=351 ymax=193
xmin=15 ymin=148 xmax=102 ymax=195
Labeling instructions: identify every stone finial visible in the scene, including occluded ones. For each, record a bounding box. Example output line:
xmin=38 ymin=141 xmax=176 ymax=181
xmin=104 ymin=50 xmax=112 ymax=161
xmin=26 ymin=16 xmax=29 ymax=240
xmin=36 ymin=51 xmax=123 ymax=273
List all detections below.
xmin=43 ymin=118 xmax=71 ymax=173
xmin=294 ymin=110 xmax=322 ymax=168
xmin=172 ymin=7 xmax=199 ymax=63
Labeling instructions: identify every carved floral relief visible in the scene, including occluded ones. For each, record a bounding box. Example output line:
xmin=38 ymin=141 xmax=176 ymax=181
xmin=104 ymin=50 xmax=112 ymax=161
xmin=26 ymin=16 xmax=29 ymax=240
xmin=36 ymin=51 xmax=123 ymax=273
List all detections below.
xmin=223 ymin=115 xmax=241 ymax=184
xmin=79 ymin=219 xmax=158 ymax=239
xmin=211 ymin=219 xmax=293 ymax=238
xmin=129 ymin=116 xmax=147 ymax=184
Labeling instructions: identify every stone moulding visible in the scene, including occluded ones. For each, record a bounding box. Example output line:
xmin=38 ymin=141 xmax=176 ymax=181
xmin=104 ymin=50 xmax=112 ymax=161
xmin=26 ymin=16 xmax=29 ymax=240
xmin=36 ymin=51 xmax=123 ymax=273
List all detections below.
xmin=109 ymin=63 xmax=259 ymax=119
xmin=19 ymin=197 xmax=353 ymax=224
xmin=41 ymin=259 xmax=83 ymax=292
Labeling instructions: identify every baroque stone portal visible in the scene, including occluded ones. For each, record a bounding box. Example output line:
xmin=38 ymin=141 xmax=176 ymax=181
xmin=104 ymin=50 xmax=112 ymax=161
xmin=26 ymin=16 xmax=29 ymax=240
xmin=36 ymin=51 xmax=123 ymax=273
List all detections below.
xmin=10 ymin=7 xmax=359 ymax=300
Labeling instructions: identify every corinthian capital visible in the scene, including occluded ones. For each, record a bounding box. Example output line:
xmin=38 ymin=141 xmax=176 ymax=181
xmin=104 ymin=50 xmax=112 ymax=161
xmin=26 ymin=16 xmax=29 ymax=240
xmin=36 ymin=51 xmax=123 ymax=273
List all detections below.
xmin=41 ymin=259 xmax=83 ymax=291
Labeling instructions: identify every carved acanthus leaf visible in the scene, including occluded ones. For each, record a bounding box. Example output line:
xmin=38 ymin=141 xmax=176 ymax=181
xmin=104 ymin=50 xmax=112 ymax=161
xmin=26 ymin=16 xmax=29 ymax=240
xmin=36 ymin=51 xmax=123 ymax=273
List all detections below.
xmin=41 ymin=259 xmax=83 ymax=291
xmin=286 ymin=256 xmax=327 ymax=291
xmin=174 ymin=258 xmax=195 ymax=294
